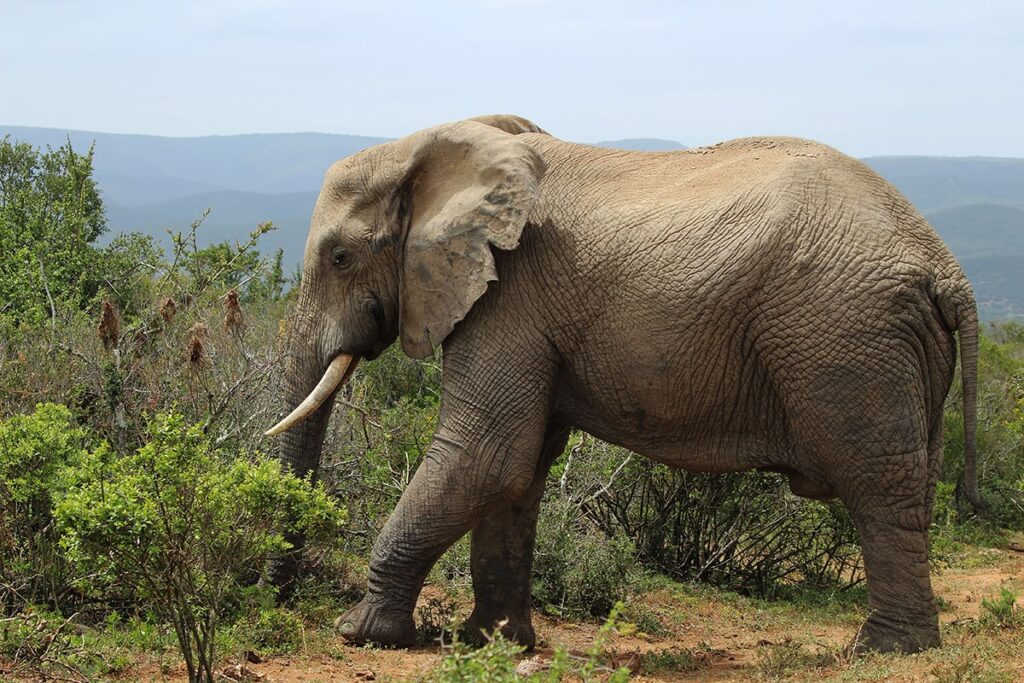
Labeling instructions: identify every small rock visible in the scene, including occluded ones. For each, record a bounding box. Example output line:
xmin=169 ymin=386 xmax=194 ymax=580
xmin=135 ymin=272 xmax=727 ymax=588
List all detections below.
xmin=515 ymin=656 xmax=549 ymax=676
xmin=219 ymin=663 xmax=266 ymax=681
xmin=354 ymin=669 xmax=376 ymax=681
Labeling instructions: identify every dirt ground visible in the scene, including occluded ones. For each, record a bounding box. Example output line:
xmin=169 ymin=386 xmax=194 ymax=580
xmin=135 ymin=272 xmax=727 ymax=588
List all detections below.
xmin=5 ymin=548 xmax=1024 ymax=682
xmin=126 ymin=547 xmax=1024 ymax=683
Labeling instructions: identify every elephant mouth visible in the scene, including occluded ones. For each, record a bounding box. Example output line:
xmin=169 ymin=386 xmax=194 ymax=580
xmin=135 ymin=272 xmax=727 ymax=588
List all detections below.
xmin=265 ymin=353 xmax=361 ymax=436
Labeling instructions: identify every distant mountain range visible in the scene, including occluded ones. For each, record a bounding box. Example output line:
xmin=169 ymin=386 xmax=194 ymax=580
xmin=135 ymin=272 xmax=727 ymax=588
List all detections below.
xmin=3 ymin=125 xmax=1022 ymax=320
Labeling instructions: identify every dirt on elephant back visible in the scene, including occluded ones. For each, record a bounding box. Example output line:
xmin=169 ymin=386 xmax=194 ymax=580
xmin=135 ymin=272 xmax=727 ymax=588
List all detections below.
xmin=6 ymin=547 xmax=1024 ymax=682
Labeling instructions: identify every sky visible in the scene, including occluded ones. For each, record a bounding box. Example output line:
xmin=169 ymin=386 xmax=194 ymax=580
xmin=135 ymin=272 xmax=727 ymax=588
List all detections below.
xmin=1 ymin=0 xmax=1022 ymax=157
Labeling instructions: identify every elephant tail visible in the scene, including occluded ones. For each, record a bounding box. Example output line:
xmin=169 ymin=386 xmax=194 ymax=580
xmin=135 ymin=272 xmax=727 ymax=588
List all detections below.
xmin=954 ymin=288 xmax=987 ymax=515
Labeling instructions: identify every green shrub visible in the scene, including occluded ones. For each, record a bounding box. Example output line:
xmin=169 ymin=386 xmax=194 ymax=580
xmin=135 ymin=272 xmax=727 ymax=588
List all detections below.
xmin=426 ymin=626 xmax=526 ymax=683
xmin=0 ymin=403 xmax=89 ymax=611
xmin=532 ymin=497 xmax=637 ymax=619
xmin=243 ymin=607 xmax=304 ymax=654
xmin=754 ymin=638 xmax=838 ymax=681
xmin=329 ymin=387 xmax=440 ymax=551
xmin=56 ymin=411 xmax=346 ymax=683
xmin=427 ymin=606 xmax=631 ymax=683
xmin=355 ymin=344 xmax=441 ymax=410
xmin=0 ymin=137 xmax=106 ymax=329
xmin=417 ymin=596 xmax=459 ymax=644
xmin=638 ymin=643 xmax=717 ymax=674
xmin=621 ymin=601 xmax=670 ymax=637
xmin=980 ymin=587 xmax=1020 ymax=629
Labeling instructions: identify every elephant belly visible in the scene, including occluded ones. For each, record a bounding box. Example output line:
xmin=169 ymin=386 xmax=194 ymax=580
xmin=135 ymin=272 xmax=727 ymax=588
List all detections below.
xmin=579 ymin=419 xmax=784 ymax=474
xmin=554 ymin=340 xmax=788 ymax=473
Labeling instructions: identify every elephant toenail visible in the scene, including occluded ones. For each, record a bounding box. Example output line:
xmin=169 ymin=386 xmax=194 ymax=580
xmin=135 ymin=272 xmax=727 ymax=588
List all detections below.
xmin=337 ymin=620 xmax=356 ymax=636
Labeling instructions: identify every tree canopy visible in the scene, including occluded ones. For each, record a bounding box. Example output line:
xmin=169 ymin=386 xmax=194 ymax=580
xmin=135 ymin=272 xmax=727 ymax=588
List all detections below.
xmin=0 ymin=136 xmax=106 ymax=327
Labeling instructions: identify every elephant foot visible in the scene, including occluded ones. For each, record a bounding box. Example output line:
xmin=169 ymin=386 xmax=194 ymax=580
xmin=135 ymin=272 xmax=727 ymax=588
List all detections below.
xmin=462 ymin=608 xmax=536 ymax=650
xmin=335 ymin=597 xmax=416 ymax=648
xmin=849 ymin=614 xmax=940 ymax=655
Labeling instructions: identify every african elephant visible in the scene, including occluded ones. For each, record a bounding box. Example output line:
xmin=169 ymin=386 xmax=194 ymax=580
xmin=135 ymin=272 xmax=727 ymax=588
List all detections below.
xmin=266 ymin=114 xmax=983 ymax=654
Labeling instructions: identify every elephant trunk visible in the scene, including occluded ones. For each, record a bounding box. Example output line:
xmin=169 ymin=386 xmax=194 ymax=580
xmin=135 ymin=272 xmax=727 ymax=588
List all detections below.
xmin=268 ymin=317 xmax=339 ymax=593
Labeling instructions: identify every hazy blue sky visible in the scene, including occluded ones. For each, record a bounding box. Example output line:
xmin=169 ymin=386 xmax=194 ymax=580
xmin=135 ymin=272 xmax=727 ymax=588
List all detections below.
xmin=1 ymin=1 xmax=1021 ymax=157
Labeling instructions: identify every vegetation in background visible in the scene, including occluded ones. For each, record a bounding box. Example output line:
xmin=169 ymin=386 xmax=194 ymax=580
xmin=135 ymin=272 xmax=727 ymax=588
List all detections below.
xmin=555 ymin=438 xmax=863 ymax=598
xmin=532 ymin=496 xmax=638 ymax=619
xmin=942 ymin=323 xmax=1024 ymax=529
xmin=0 ymin=138 xmax=314 ymax=681
xmin=0 ymin=136 xmax=106 ymax=329
xmin=980 ymin=588 xmax=1021 ymax=629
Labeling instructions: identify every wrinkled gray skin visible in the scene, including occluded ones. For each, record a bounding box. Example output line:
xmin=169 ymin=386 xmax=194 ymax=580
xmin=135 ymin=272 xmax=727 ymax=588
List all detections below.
xmin=272 ymin=114 xmax=983 ymax=654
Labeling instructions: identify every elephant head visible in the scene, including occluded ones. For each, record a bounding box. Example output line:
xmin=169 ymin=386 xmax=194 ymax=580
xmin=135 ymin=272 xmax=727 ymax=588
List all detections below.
xmin=267 ymin=115 xmax=548 ymax=488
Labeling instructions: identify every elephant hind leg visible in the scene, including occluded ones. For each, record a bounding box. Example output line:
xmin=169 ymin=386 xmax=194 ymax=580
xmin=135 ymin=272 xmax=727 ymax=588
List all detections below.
xmin=844 ymin=445 xmax=940 ymax=654
xmin=851 ymin=513 xmax=938 ymax=653
xmin=462 ymin=423 xmax=571 ymax=649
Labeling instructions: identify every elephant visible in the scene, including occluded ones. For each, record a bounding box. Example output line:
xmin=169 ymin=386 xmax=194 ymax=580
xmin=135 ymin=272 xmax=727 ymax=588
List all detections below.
xmin=266 ymin=114 xmax=984 ymax=654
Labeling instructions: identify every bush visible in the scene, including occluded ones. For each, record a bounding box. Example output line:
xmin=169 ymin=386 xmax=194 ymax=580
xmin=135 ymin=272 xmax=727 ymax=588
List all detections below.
xmin=416 ymin=596 xmax=459 ymax=645
xmin=243 ymin=607 xmax=304 ymax=655
xmin=980 ymin=587 xmax=1020 ymax=629
xmin=0 ymin=403 xmax=89 ymax=612
xmin=56 ymin=411 xmax=346 ymax=683
xmin=754 ymin=638 xmax=838 ymax=681
xmin=321 ymin=346 xmax=441 ymax=551
xmin=532 ymin=496 xmax=637 ymax=619
xmin=638 ymin=643 xmax=718 ymax=674
xmin=426 ymin=626 xmax=526 ymax=683
xmin=556 ymin=437 xmax=862 ymax=597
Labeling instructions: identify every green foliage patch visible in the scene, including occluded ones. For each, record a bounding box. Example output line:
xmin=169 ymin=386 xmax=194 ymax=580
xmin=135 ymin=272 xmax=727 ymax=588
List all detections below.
xmin=55 ymin=411 xmax=345 ymax=682
xmin=532 ymin=496 xmax=638 ymax=619
xmin=0 ymin=404 xmax=89 ymax=610
xmin=980 ymin=587 xmax=1021 ymax=629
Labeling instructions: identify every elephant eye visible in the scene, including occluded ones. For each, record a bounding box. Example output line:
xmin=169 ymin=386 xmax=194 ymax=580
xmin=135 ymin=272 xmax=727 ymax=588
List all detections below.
xmin=331 ymin=247 xmax=351 ymax=269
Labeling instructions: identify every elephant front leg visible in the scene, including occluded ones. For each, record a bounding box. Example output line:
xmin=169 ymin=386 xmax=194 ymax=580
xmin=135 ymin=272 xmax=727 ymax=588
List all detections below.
xmin=462 ymin=425 xmax=570 ymax=649
xmin=336 ymin=425 xmax=549 ymax=647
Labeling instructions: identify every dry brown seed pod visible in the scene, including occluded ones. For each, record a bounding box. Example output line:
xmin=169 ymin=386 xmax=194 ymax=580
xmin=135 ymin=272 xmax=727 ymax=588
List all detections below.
xmin=160 ymin=296 xmax=177 ymax=323
xmin=187 ymin=323 xmax=209 ymax=366
xmin=98 ymin=299 xmax=120 ymax=351
xmin=224 ymin=289 xmax=245 ymax=335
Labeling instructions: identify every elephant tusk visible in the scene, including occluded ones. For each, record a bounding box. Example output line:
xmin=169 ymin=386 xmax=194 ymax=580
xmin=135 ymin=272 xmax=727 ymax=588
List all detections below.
xmin=265 ymin=353 xmax=359 ymax=436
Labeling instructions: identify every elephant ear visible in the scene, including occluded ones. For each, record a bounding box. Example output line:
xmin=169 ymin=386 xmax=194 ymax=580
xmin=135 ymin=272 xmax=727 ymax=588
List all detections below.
xmin=398 ymin=121 xmax=546 ymax=359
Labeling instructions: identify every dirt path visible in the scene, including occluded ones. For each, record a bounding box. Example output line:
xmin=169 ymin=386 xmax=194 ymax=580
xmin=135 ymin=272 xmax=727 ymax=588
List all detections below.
xmin=250 ymin=547 xmax=1024 ymax=682
xmin=8 ymin=549 xmax=1024 ymax=682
